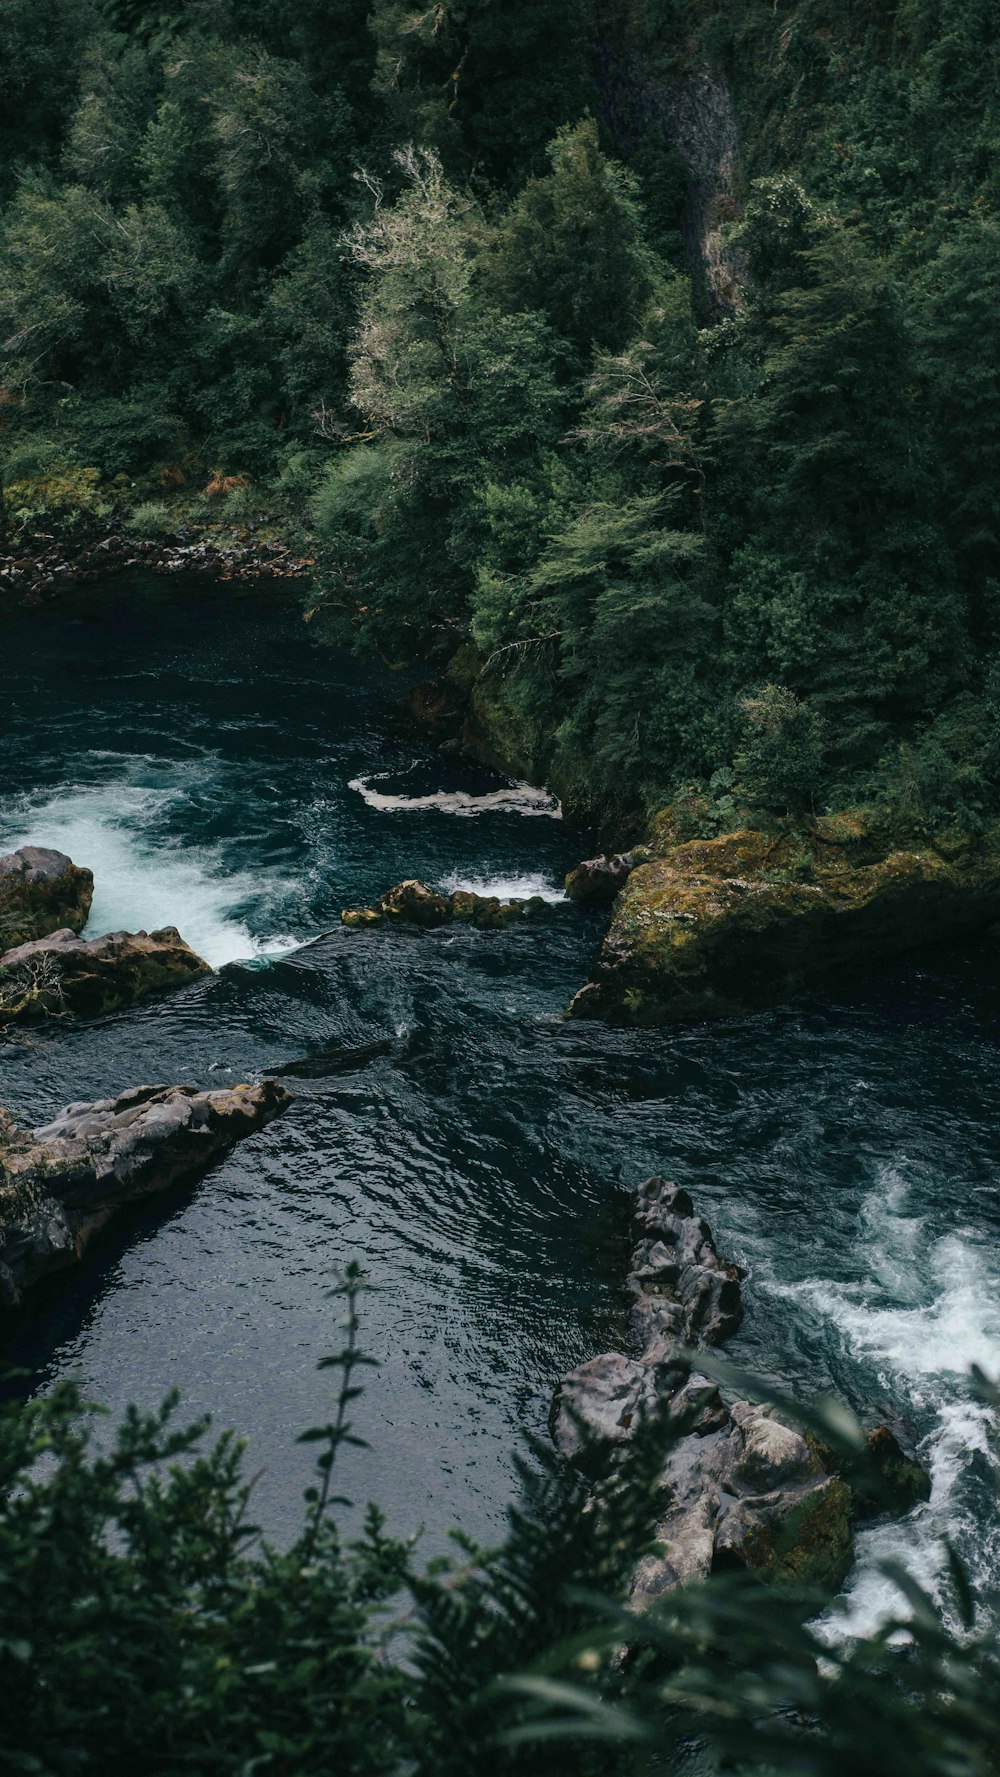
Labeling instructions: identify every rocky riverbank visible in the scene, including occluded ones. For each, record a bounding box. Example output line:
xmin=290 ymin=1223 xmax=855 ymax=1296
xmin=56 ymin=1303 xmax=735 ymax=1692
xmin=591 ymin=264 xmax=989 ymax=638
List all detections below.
xmin=567 ymin=810 xmax=1000 ymax=1024
xmin=0 ymin=1080 xmax=291 ymax=1306
xmin=0 ymin=526 xmax=312 ymax=605
xmin=552 ymin=1178 xmax=928 ymax=1596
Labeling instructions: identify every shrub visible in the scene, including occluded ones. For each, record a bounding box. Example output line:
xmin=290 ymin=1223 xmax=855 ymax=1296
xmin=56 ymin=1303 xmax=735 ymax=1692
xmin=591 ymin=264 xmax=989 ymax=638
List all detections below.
xmin=734 ymin=684 xmax=827 ymax=816
xmin=3 ymin=467 xmax=110 ymax=538
xmin=125 ymin=497 xmax=174 ymax=535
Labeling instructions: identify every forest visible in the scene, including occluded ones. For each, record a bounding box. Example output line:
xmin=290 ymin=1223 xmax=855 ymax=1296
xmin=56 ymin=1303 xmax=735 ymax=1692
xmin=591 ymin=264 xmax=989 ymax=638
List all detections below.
xmin=2 ymin=0 xmax=999 ymax=833
xmin=4 ymin=2 xmax=1000 ymax=1772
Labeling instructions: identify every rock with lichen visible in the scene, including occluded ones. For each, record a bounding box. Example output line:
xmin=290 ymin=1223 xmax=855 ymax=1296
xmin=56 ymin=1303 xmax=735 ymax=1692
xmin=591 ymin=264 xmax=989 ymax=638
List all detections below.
xmin=0 ymin=926 xmax=211 ymax=1024
xmin=0 ymin=1080 xmax=292 ymax=1305
xmin=0 ymin=847 xmax=94 ymax=949
xmin=569 ymin=810 xmax=1000 ymax=1024
xmin=342 ymin=880 xmax=549 ymax=932
xmin=565 ymin=850 xmax=647 ymax=907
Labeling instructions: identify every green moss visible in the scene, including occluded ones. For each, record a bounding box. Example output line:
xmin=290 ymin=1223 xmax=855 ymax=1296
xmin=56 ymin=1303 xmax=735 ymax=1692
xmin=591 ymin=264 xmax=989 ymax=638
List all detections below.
xmin=765 ymin=1479 xmax=854 ymax=1590
xmin=571 ymin=809 xmax=1000 ymax=1025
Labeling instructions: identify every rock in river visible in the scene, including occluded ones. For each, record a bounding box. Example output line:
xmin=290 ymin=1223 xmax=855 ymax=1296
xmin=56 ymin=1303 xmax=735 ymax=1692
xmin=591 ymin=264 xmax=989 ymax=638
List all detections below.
xmin=0 ymin=925 xmax=212 ymax=1023
xmin=0 ymin=1080 xmax=292 ymax=1305
xmin=0 ymin=846 xmax=93 ymax=948
xmin=551 ymin=1177 xmax=928 ymax=1598
xmin=342 ymin=879 xmax=548 ymax=931
xmin=569 ymin=809 xmax=1000 ymax=1024
xmin=564 ymin=848 xmax=648 ymax=908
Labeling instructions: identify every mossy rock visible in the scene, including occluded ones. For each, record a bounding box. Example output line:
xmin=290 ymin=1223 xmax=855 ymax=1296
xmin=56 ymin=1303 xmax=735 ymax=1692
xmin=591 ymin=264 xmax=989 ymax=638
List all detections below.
xmin=714 ymin=1477 xmax=854 ymax=1591
xmin=0 ymin=926 xmax=211 ymax=1024
xmin=340 ymin=882 xmax=551 ymax=933
xmin=571 ymin=810 xmax=1000 ymax=1025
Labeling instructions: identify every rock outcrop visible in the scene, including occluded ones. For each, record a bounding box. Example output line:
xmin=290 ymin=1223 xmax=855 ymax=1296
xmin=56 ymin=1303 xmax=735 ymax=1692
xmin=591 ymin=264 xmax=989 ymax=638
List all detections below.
xmin=0 ymin=1080 xmax=292 ymax=1305
xmin=0 ymin=847 xmax=93 ymax=949
xmin=0 ymin=926 xmax=212 ymax=1023
xmin=342 ymin=879 xmax=549 ymax=931
xmin=569 ymin=811 xmax=1000 ymax=1024
xmin=565 ymin=849 xmax=648 ymax=908
xmin=551 ymin=1178 xmax=928 ymax=1598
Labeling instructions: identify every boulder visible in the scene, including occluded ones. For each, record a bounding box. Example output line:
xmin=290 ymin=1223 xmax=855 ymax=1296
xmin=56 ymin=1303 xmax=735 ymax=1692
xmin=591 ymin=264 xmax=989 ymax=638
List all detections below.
xmin=627 ymin=1177 xmax=743 ymax=1351
xmin=0 ymin=1080 xmax=291 ymax=1305
xmin=551 ymin=1176 xmax=929 ymax=1598
xmin=565 ymin=850 xmax=646 ymax=908
xmin=711 ymin=1475 xmax=854 ymax=1590
xmin=0 ymin=926 xmax=212 ymax=1023
xmin=0 ymin=847 xmax=93 ymax=948
xmin=380 ymin=880 xmax=451 ymax=927
xmin=342 ymin=880 xmax=549 ymax=932
xmin=569 ymin=811 xmax=1000 ymax=1025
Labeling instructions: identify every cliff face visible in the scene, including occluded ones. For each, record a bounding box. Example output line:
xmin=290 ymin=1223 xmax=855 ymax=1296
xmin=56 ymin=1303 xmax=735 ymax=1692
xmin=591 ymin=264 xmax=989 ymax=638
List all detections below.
xmin=568 ymin=811 xmax=1000 ymax=1024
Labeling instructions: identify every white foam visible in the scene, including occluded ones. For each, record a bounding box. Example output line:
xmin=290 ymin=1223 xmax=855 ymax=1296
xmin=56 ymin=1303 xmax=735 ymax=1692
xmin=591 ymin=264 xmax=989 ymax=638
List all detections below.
xmin=440 ymin=871 xmax=566 ymax=904
xmin=764 ymin=1167 xmax=1000 ymax=1640
xmin=1 ymin=779 xmax=299 ymax=970
xmin=349 ymin=774 xmax=561 ymax=818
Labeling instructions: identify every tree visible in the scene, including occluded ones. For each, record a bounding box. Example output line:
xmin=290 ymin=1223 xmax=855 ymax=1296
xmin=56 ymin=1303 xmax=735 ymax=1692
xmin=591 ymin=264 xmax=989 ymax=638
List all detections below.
xmin=486 ymin=119 xmax=657 ymax=362
xmin=734 ymin=683 xmax=826 ymax=815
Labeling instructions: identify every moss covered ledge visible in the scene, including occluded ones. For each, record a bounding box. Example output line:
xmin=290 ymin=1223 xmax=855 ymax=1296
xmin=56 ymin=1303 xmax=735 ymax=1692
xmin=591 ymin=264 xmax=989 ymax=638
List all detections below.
xmin=568 ymin=810 xmax=1000 ymax=1025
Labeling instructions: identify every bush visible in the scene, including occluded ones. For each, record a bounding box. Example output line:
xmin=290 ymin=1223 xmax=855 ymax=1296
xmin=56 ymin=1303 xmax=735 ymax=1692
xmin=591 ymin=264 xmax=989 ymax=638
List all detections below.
xmin=3 ymin=466 xmax=110 ymax=539
xmin=3 ymin=1281 xmax=1000 ymax=1776
xmin=124 ymin=497 xmax=174 ymax=535
xmin=734 ymin=684 xmax=826 ymax=816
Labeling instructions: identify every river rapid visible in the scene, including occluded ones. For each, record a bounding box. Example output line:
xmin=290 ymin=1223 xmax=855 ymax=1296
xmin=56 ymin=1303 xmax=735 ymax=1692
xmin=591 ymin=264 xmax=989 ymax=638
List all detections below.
xmin=2 ymin=573 xmax=999 ymax=1637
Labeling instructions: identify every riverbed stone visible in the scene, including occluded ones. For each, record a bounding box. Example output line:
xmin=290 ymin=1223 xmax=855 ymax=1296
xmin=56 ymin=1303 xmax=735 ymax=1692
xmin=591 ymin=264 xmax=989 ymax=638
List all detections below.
xmin=0 ymin=1079 xmax=292 ymax=1305
xmin=0 ymin=926 xmax=212 ymax=1023
xmin=712 ymin=1475 xmax=854 ymax=1588
xmin=342 ymin=881 xmax=550 ymax=931
xmin=0 ymin=846 xmax=94 ymax=948
xmin=568 ymin=810 xmax=1000 ymax=1025
xmin=552 ymin=1175 xmax=929 ymax=1597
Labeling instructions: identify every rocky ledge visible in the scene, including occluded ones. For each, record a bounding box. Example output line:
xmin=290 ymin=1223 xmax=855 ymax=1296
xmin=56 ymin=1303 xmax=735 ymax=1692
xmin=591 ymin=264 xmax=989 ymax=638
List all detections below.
xmin=342 ymin=878 xmax=550 ymax=931
xmin=565 ymin=848 xmax=650 ymax=908
xmin=0 ymin=847 xmax=94 ymax=949
xmin=568 ymin=810 xmax=1000 ymax=1024
xmin=0 ymin=926 xmax=212 ymax=1024
xmin=551 ymin=1178 xmax=928 ymax=1596
xmin=1 ymin=529 xmax=313 ymax=605
xmin=0 ymin=1080 xmax=291 ymax=1305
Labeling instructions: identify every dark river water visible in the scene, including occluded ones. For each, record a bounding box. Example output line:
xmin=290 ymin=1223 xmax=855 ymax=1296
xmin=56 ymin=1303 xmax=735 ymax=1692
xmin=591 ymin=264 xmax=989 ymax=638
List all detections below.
xmin=2 ymin=573 xmax=999 ymax=1638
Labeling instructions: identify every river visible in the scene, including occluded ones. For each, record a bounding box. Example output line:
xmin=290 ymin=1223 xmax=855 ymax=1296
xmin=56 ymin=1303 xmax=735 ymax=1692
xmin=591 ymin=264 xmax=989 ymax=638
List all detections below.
xmin=2 ymin=572 xmax=999 ymax=1637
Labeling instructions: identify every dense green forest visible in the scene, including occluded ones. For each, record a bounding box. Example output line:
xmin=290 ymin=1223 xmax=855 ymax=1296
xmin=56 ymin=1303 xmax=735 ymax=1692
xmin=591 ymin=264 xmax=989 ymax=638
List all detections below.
xmin=2 ymin=0 xmax=998 ymax=833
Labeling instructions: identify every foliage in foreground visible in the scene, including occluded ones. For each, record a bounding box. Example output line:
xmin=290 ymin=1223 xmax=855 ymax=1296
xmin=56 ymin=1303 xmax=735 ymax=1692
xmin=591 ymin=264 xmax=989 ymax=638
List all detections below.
xmin=2 ymin=1268 xmax=1000 ymax=1777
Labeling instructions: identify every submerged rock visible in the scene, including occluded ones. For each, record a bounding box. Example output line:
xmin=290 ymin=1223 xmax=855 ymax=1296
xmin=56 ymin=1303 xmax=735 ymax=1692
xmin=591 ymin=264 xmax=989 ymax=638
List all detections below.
xmin=0 ymin=926 xmax=212 ymax=1023
xmin=569 ymin=811 xmax=1000 ymax=1024
xmin=0 ymin=1080 xmax=291 ymax=1305
xmin=0 ymin=847 xmax=93 ymax=949
xmin=551 ymin=1175 xmax=927 ymax=1598
xmin=342 ymin=879 xmax=548 ymax=931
